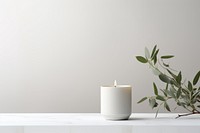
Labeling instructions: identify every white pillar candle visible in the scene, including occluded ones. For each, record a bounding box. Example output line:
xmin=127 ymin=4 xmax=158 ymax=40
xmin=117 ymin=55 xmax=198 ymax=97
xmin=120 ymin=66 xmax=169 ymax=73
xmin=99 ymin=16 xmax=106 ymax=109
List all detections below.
xmin=101 ymin=80 xmax=132 ymax=120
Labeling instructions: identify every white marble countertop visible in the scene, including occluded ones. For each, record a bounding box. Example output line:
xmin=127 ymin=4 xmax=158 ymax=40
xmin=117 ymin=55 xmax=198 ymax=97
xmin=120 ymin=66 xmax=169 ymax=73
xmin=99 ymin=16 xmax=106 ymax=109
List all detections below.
xmin=0 ymin=113 xmax=199 ymax=126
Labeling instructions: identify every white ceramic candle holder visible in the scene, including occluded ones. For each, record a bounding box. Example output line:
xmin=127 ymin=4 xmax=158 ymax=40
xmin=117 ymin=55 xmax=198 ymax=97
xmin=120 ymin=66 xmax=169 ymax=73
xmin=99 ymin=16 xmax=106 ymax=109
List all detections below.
xmin=101 ymin=81 xmax=132 ymax=120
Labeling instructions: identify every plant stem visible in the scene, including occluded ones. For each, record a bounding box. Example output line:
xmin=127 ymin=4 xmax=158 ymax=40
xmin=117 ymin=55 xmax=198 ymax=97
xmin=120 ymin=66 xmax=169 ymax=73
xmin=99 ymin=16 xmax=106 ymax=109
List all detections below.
xmin=176 ymin=112 xmax=200 ymax=119
xmin=155 ymin=102 xmax=164 ymax=118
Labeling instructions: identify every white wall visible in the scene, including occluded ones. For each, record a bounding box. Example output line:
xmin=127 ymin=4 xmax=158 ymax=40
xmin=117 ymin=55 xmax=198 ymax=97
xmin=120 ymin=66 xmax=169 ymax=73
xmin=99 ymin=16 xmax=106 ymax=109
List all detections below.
xmin=0 ymin=0 xmax=199 ymax=113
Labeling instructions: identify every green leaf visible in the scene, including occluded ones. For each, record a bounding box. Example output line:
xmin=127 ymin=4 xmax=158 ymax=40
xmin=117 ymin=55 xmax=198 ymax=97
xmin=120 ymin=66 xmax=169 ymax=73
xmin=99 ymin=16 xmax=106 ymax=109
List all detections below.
xmin=159 ymin=74 xmax=171 ymax=83
xmin=165 ymin=83 xmax=169 ymax=90
xmin=188 ymin=81 xmax=193 ymax=92
xmin=149 ymin=98 xmax=157 ymax=109
xmin=154 ymin=56 xmax=157 ymax=64
xmin=160 ymin=89 xmax=167 ymax=97
xmin=163 ymin=62 xmax=169 ymax=67
xmin=156 ymin=95 xmax=165 ymax=101
xmin=191 ymin=98 xmax=197 ymax=104
xmin=165 ymin=89 xmax=176 ymax=98
xmin=182 ymin=95 xmax=190 ymax=105
xmin=145 ymin=47 xmax=150 ymax=59
xmin=192 ymin=91 xmax=200 ymax=100
xmin=170 ymin=85 xmax=177 ymax=93
xmin=152 ymin=49 xmax=159 ymax=64
xmin=166 ymin=69 xmax=177 ymax=79
xmin=193 ymin=71 xmax=200 ymax=85
xmin=182 ymin=88 xmax=189 ymax=95
xmin=153 ymin=82 xmax=158 ymax=95
xmin=177 ymin=102 xmax=186 ymax=108
xmin=137 ymin=97 xmax=148 ymax=103
xmin=151 ymin=45 xmax=157 ymax=58
xmin=136 ymin=56 xmax=148 ymax=63
xmin=170 ymin=91 xmax=176 ymax=99
xmin=170 ymin=79 xmax=179 ymax=88
xmin=176 ymin=71 xmax=182 ymax=84
xmin=164 ymin=102 xmax=171 ymax=112
xmin=176 ymin=88 xmax=181 ymax=99
xmin=161 ymin=55 xmax=174 ymax=59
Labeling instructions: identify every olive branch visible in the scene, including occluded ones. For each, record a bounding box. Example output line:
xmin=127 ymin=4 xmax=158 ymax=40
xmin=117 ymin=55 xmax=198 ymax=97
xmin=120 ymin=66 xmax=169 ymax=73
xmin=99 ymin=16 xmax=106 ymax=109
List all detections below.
xmin=136 ymin=45 xmax=200 ymax=118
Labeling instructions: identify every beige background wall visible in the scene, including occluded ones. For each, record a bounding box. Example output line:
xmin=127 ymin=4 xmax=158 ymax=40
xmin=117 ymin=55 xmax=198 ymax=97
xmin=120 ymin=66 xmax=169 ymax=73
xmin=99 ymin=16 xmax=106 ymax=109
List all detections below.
xmin=0 ymin=0 xmax=199 ymax=112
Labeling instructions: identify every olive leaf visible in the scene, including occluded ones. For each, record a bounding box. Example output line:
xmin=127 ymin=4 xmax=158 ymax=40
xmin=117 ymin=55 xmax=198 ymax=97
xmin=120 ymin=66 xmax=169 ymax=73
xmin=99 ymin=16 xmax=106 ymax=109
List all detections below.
xmin=136 ymin=56 xmax=148 ymax=63
xmin=177 ymin=102 xmax=186 ymax=107
xmin=160 ymin=89 xmax=167 ymax=97
xmin=151 ymin=45 xmax=157 ymax=58
xmin=161 ymin=55 xmax=174 ymax=59
xmin=156 ymin=95 xmax=165 ymax=101
xmin=166 ymin=69 xmax=177 ymax=79
xmin=166 ymin=89 xmax=176 ymax=99
xmin=149 ymin=98 xmax=158 ymax=109
xmin=145 ymin=47 xmax=150 ymax=59
xmin=182 ymin=88 xmax=189 ymax=95
xmin=137 ymin=97 xmax=148 ymax=103
xmin=193 ymin=71 xmax=200 ymax=85
xmin=163 ymin=62 xmax=169 ymax=67
xmin=165 ymin=83 xmax=169 ymax=90
xmin=152 ymin=49 xmax=159 ymax=64
xmin=164 ymin=102 xmax=171 ymax=112
xmin=192 ymin=91 xmax=200 ymax=100
xmin=176 ymin=71 xmax=182 ymax=84
xmin=159 ymin=74 xmax=171 ymax=84
xmin=188 ymin=81 xmax=193 ymax=92
xmin=153 ymin=82 xmax=158 ymax=95
xmin=176 ymin=88 xmax=182 ymax=99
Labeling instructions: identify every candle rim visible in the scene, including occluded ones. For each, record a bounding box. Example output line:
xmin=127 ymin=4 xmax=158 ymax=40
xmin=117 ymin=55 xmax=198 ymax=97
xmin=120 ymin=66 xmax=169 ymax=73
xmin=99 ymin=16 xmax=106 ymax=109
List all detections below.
xmin=101 ymin=85 xmax=131 ymax=88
